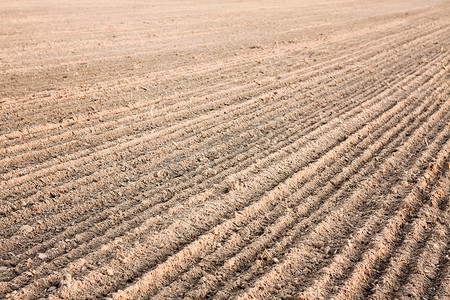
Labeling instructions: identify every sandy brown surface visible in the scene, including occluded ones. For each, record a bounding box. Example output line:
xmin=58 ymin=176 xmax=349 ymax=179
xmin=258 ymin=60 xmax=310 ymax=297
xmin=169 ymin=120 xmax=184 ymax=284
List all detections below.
xmin=1 ymin=0 xmax=449 ymax=299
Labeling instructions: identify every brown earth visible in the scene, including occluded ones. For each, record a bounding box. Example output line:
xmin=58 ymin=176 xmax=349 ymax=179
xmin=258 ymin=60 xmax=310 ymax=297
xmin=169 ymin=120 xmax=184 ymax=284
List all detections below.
xmin=0 ymin=0 xmax=449 ymax=299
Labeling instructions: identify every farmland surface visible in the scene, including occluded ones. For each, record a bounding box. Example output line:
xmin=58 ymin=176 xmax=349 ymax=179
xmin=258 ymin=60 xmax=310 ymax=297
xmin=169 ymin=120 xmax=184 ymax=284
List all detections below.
xmin=1 ymin=0 xmax=449 ymax=299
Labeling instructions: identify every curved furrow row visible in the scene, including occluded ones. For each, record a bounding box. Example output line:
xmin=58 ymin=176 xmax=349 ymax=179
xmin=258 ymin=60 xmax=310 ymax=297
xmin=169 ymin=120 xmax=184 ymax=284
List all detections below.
xmin=2 ymin=25 xmax=440 ymax=232
xmin=2 ymin=2 xmax=448 ymax=299
xmin=3 ymin=21 xmax=444 ymax=216
xmin=296 ymin=144 xmax=449 ymax=300
xmin=155 ymin=77 xmax=449 ymax=300
xmin=88 ymin=76 xmax=450 ymax=299
xmin=0 ymin=11 xmax=441 ymax=142
xmin=65 ymin=57 xmax=450 ymax=300
xmin=2 ymin=31 xmax=442 ymax=174
xmin=1 ymin=38 xmax=438 ymax=296
xmin=150 ymin=68 xmax=448 ymax=300
xmin=2 ymin=28 xmax=442 ymax=268
xmin=429 ymin=244 xmax=450 ymax=300
xmin=1 ymin=15 xmax=440 ymax=165
xmin=215 ymin=136 xmax=449 ymax=300
xmin=365 ymin=172 xmax=449 ymax=300
xmin=5 ymin=44 xmax=436 ymax=300
xmin=0 ymin=83 xmax=374 ymax=253
xmin=189 ymin=73 xmax=450 ymax=300
xmin=389 ymin=209 xmax=449 ymax=299
xmin=0 ymin=40 xmax=442 ymax=270
xmin=0 ymin=56 xmax=392 ymax=219
xmin=234 ymin=92 xmax=449 ymax=300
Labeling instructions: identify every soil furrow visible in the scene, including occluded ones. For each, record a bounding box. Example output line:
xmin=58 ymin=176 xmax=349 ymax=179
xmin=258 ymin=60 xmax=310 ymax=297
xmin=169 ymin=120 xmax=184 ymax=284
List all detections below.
xmin=151 ymin=72 xmax=448 ymax=300
xmin=177 ymin=82 xmax=449 ymax=300
xmin=2 ymin=1 xmax=448 ymax=299
xmin=1 ymin=41 xmax=442 ymax=270
xmin=366 ymin=172 xmax=450 ymax=300
xmin=234 ymin=95 xmax=450 ymax=300
xmin=1 ymin=16 xmax=440 ymax=169
xmin=102 ymin=63 xmax=450 ymax=300
xmin=3 ymin=50 xmax=436 ymax=296
xmin=299 ymin=148 xmax=449 ymax=300
xmin=1 ymin=25 xmax=442 ymax=239
xmin=1 ymin=11 xmax=443 ymax=148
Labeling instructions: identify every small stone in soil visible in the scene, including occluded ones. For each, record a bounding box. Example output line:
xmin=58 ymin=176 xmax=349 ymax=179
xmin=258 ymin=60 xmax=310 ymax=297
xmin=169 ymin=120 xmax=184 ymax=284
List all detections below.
xmin=38 ymin=253 xmax=48 ymax=260
xmin=20 ymin=225 xmax=33 ymax=233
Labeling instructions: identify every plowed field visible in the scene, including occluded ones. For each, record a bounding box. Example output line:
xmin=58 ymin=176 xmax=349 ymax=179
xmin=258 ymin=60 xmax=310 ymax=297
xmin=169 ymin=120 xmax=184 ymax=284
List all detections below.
xmin=1 ymin=0 xmax=449 ymax=299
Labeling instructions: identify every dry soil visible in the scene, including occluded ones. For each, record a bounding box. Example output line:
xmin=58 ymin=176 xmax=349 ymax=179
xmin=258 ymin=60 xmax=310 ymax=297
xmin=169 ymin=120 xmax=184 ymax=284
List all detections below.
xmin=0 ymin=0 xmax=449 ymax=299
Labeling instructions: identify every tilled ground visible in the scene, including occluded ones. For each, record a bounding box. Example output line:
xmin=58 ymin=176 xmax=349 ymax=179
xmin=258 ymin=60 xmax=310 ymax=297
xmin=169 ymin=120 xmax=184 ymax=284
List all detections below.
xmin=0 ymin=0 xmax=449 ymax=299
